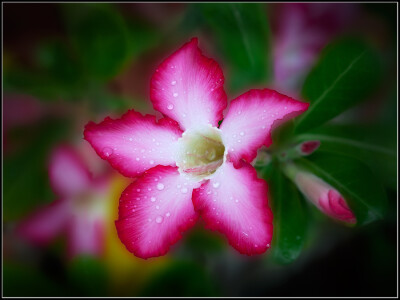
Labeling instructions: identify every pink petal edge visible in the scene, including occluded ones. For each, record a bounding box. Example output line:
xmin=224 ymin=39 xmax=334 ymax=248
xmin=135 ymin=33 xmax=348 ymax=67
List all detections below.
xmin=150 ymin=37 xmax=227 ymax=131
xmin=115 ymin=165 xmax=201 ymax=259
xmin=220 ymin=89 xmax=309 ymax=168
xmin=84 ymin=110 xmax=183 ymax=178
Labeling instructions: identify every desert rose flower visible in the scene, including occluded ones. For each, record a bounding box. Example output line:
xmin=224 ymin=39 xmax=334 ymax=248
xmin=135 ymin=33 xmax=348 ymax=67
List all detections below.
xmin=17 ymin=145 xmax=111 ymax=258
xmin=284 ymin=163 xmax=356 ymax=223
xmin=84 ymin=38 xmax=309 ymax=259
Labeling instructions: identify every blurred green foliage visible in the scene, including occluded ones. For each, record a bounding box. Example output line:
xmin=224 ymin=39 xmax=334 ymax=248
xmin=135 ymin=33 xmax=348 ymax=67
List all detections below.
xmin=196 ymin=3 xmax=271 ymax=93
xmin=267 ymin=165 xmax=308 ymax=264
xmin=139 ymin=260 xmax=219 ymax=297
xmin=295 ymin=38 xmax=381 ymax=133
xmin=3 ymin=118 xmax=69 ymax=221
xmin=67 ymin=256 xmax=109 ymax=296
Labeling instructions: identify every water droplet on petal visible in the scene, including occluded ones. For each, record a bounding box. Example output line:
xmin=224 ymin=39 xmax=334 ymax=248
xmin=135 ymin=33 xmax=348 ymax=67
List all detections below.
xmin=167 ymin=104 xmax=174 ymax=110
xmin=156 ymin=205 xmax=160 ymax=209
xmin=171 ymin=80 xmax=176 ymax=85
xmin=166 ymin=212 xmax=171 ymax=217
xmin=149 ymin=160 xmax=154 ymax=165
xmin=173 ymin=92 xmax=178 ymax=97
xmin=213 ymin=182 xmax=220 ymax=189
xmin=240 ymin=131 xmax=245 ymax=136
xmin=136 ymin=189 xmax=141 ymax=192
xmin=155 ymin=216 xmax=163 ymax=223
xmin=157 ymin=183 xmax=164 ymax=190
xmin=102 ymin=147 xmax=113 ymax=157
xmin=181 ymin=187 xmax=188 ymax=194
xmin=151 ymin=197 xmax=156 ymax=202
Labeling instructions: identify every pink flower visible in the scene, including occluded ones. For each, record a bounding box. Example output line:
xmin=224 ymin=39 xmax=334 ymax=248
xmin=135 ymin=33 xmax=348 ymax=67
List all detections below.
xmin=17 ymin=145 xmax=111 ymax=258
xmin=292 ymin=169 xmax=356 ymax=224
xmin=84 ymin=38 xmax=309 ymax=259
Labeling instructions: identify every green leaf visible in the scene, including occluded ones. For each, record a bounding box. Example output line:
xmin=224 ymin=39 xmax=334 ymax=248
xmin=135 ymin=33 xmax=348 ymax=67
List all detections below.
xmin=3 ymin=262 xmax=70 ymax=297
xmin=139 ymin=260 xmax=218 ymax=297
xmin=67 ymin=255 xmax=108 ymax=297
xmin=62 ymin=3 xmax=130 ymax=81
xmin=266 ymin=167 xmax=308 ymax=264
xmin=198 ymin=3 xmax=271 ymax=92
xmin=295 ymin=38 xmax=381 ymax=133
xmin=296 ymin=151 xmax=388 ymax=226
xmin=294 ymin=124 xmax=397 ymax=189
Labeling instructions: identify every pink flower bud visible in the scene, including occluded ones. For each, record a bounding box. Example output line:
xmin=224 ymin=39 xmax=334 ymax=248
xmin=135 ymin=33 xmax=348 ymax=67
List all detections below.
xmin=299 ymin=140 xmax=320 ymax=155
xmin=294 ymin=171 xmax=356 ymax=224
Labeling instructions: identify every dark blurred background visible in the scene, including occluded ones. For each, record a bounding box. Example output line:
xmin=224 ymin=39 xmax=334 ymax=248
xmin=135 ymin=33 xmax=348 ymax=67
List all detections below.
xmin=2 ymin=3 xmax=397 ymax=297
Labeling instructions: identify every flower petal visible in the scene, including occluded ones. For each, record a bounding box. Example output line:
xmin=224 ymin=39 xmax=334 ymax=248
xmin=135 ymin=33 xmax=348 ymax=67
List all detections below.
xmin=49 ymin=146 xmax=92 ymax=196
xmin=115 ymin=166 xmax=200 ymax=259
xmin=84 ymin=110 xmax=183 ymax=178
xmin=150 ymin=37 xmax=227 ymax=131
xmin=192 ymin=161 xmax=273 ymax=255
xmin=67 ymin=214 xmax=105 ymax=258
xmin=220 ymin=89 xmax=309 ymax=167
xmin=17 ymin=199 xmax=70 ymax=246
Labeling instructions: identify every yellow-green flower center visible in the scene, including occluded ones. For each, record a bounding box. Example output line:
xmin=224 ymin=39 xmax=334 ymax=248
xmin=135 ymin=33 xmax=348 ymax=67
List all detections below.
xmin=176 ymin=125 xmax=225 ymax=179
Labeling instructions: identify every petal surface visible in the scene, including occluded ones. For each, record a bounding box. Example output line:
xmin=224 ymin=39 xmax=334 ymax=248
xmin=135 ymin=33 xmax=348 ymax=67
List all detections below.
xmin=17 ymin=199 xmax=70 ymax=245
xmin=192 ymin=161 xmax=273 ymax=255
xmin=220 ymin=89 xmax=309 ymax=167
xmin=319 ymin=190 xmax=356 ymax=224
xmin=67 ymin=214 xmax=105 ymax=258
xmin=84 ymin=110 xmax=183 ymax=178
xmin=49 ymin=146 xmax=92 ymax=197
xmin=150 ymin=38 xmax=227 ymax=131
xmin=115 ymin=166 xmax=201 ymax=259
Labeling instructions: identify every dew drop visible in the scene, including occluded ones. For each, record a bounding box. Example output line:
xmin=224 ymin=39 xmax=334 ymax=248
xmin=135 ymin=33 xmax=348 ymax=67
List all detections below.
xmin=235 ymin=199 xmax=239 ymax=203
xmin=129 ymin=137 xmax=133 ymax=141
xmin=137 ymin=189 xmax=141 ymax=192
xmin=181 ymin=187 xmax=188 ymax=193
xmin=156 ymin=205 xmax=160 ymax=210
xmin=213 ymin=182 xmax=220 ymax=189
xmin=155 ymin=216 xmax=163 ymax=224
xmin=240 ymin=131 xmax=245 ymax=136
xmin=166 ymin=212 xmax=171 ymax=217
xmin=136 ymin=157 xmax=140 ymax=161
xmin=157 ymin=183 xmax=165 ymax=190
xmin=167 ymin=103 xmax=174 ymax=110
xmin=150 ymin=197 xmax=156 ymax=202
xmin=148 ymin=218 xmax=152 ymax=222
xmin=149 ymin=160 xmax=154 ymax=165
xmin=102 ymin=147 xmax=113 ymax=157
xmin=173 ymin=92 xmax=178 ymax=98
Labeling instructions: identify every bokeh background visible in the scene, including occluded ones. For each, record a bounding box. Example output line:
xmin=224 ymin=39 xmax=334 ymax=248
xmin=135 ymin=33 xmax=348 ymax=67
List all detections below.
xmin=2 ymin=3 xmax=397 ymax=297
